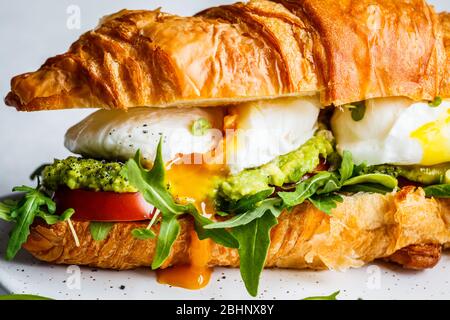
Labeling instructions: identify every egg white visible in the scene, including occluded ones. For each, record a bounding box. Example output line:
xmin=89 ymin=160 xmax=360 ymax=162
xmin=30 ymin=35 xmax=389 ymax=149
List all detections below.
xmin=65 ymin=107 xmax=224 ymax=163
xmin=65 ymin=97 xmax=322 ymax=174
xmin=331 ymin=97 xmax=450 ymax=166
xmin=225 ymin=97 xmax=321 ymax=174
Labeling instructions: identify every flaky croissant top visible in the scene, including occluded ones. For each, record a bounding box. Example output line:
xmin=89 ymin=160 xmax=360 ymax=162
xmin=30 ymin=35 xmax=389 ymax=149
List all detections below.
xmin=5 ymin=0 xmax=450 ymax=111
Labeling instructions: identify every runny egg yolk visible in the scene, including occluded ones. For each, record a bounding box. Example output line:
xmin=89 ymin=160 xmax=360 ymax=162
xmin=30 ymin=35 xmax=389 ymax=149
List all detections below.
xmin=156 ymin=230 xmax=212 ymax=290
xmin=156 ymin=157 xmax=227 ymax=290
xmin=410 ymin=109 xmax=450 ymax=166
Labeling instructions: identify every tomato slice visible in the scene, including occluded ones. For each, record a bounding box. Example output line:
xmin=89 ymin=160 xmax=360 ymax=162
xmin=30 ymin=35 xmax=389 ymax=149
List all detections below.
xmin=54 ymin=188 xmax=154 ymax=221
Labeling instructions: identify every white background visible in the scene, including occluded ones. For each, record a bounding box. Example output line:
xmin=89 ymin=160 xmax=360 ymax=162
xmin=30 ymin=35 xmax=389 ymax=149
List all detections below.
xmin=0 ymin=0 xmax=448 ymax=298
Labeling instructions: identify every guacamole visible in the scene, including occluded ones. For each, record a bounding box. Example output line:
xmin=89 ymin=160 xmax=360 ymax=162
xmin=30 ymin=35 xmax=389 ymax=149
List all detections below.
xmin=219 ymin=132 xmax=334 ymax=200
xmin=42 ymin=157 xmax=137 ymax=193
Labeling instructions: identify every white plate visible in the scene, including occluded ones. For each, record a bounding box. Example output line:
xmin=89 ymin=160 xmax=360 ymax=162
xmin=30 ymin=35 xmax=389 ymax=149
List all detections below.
xmin=1 ymin=196 xmax=449 ymax=300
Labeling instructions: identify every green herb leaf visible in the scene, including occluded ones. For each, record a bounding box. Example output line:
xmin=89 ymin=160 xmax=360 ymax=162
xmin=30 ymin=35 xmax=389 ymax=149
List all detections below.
xmin=131 ymin=228 xmax=156 ymax=240
xmin=36 ymin=211 xmax=60 ymax=224
xmin=6 ymin=187 xmax=58 ymax=260
xmin=0 ymin=199 xmax=17 ymax=222
xmin=89 ymin=222 xmax=114 ymax=241
xmin=123 ymin=143 xmax=190 ymax=217
xmin=232 ymin=210 xmax=278 ymax=297
xmin=316 ymin=174 xmax=341 ymax=194
xmin=226 ymin=188 xmax=274 ymax=214
xmin=278 ymin=172 xmax=332 ymax=207
xmin=0 ymin=294 xmax=52 ymax=300
xmin=349 ymin=101 xmax=366 ymax=121
xmin=215 ymin=211 xmax=230 ymax=217
xmin=339 ymin=151 xmax=354 ymax=182
xmin=190 ymin=209 xmax=238 ymax=248
xmin=428 ymin=96 xmax=442 ymax=107
xmin=309 ymin=194 xmax=343 ymax=215
xmin=123 ymin=140 xmax=193 ymax=269
xmin=205 ymin=198 xmax=281 ymax=229
xmin=36 ymin=208 xmax=74 ymax=225
xmin=191 ymin=118 xmax=212 ymax=136
xmin=303 ymin=290 xmax=340 ymax=300
xmin=423 ymin=184 xmax=450 ymax=198
xmin=59 ymin=208 xmax=75 ymax=221
xmin=151 ymin=216 xmax=180 ymax=269
xmin=342 ymin=173 xmax=398 ymax=189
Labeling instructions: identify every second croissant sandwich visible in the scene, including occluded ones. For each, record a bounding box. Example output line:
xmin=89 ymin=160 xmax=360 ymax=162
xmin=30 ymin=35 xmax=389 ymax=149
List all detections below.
xmin=1 ymin=0 xmax=450 ymax=297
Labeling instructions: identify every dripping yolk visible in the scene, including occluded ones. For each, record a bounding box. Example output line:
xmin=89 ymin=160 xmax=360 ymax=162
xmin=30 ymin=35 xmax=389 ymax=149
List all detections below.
xmin=156 ymin=230 xmax=212 ymax=290
xmin=410 ymin=109 xmax=450 ymax=166
xmin=156 ymin=156 xmax=225 ymax=290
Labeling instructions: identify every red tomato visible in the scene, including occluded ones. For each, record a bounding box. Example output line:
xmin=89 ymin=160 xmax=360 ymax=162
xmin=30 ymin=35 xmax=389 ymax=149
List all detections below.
xmin=54 ymin=188 xmax=155 ymax=221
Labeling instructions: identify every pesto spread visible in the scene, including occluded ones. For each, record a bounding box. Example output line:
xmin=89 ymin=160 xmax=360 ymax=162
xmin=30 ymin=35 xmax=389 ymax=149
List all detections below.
xmin=219 ymin=132 xmax=334 ymax=200
xmin=42 ymin=157 xmax=136 ymax=193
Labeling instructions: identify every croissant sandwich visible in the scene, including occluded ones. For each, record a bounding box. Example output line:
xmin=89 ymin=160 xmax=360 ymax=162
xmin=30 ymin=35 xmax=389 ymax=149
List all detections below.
xmin=2 ymin=0 xmax=450 ymax=297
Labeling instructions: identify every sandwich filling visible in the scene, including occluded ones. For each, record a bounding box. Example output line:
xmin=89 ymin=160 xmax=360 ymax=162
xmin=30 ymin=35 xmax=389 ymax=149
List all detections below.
xmin=2 ymin=96 xmax=449 ymax=296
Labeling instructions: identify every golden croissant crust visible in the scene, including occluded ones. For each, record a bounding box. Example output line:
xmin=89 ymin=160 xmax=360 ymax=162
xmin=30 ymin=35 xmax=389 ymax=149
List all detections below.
xmin=23 ymin=187 xmax=450 ymax=271
xmin=5 ymin=0 xmax=450 ymax=111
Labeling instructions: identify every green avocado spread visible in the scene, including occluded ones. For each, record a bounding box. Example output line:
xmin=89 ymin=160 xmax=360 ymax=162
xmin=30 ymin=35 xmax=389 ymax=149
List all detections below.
xmin=219 ymin=132 xmax=334 ymax=200
xmin=42 ymin=157 xmax=137 ymax=193
xmin=41 ymin=132 xmax=333 ymax=197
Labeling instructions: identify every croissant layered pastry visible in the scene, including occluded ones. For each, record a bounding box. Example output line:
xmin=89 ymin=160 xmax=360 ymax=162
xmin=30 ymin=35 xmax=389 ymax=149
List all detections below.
xmin=5 ymin=0 xmax=450 ymax=111
xmin=24 ymin=188 xmax=450 ymax=271
xmin=2 ymin=0 xmax=450 ymax=297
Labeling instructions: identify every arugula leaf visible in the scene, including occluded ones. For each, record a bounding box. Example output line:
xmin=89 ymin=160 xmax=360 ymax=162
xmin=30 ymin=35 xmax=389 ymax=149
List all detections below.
xmin=316 ymin=174 xmax=341 ymax=194
xmin=36 ymin=208 xmax=74 ymax=225
xmin=59 ymin=208 xmax=75 ymax=221
xmin=231 ymin=210 xmax=278 ymax=297
xmin=309 ymin=194 xmax=343 ymax=215
xmin=278 ymin=172 xmax=332 ymax=207
xmin=152 ymin=216 xmax=180 ymax=269
xmin=339 ymin=151 xmax=354 ymax=183
xmin=342 ymin=173 xmax=398 ymax=189
xmin=225 ymin=188 xmax=274 ymax=214
xmin=205 ymin=198 xmax=281 ymax=229
xmin=131 ymin=228 xmax=156 ymax=240
xmin=303 ymin=290 xmax=340 ymax=300
xmin=5 ymin=186 xmax=59 ymax=261
xmin=0 ymin=294 xmax=52 ymax=300
xmin=123 ymin=148 xmax=189 ymax=217
xmin=0 ymin=199 xmax=17 ymax=222
xmin=89 ymin=222 xmax=114 ymax=241
xmin=190 ymin=209 xmax=238 ymax=248
xmin=423 ymin=184 xmax=450 ymax=198
xmin=278 ymin=150 xmax=398 ymax=214
xmin=123 ymin=140 xmax=193 ymax=269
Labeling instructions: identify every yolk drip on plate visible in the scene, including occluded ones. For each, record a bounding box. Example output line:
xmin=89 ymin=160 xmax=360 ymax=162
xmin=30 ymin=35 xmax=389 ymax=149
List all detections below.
xmin=411 ymin=109 xmax=450 ymax=166
xmin=156 ymin=230 xmax=212 ymax=290
xmin=156 ymin=157 xmax=227 ymax=290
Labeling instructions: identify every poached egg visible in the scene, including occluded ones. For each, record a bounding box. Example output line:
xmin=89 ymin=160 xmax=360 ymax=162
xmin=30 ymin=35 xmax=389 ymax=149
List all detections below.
xmin=331 ymin=97 xmax=450 ymax=166
xmin=224 ymin=97 xmax=321 ymax=174
xmin=65 ymin=107 xmax=224 ymax=164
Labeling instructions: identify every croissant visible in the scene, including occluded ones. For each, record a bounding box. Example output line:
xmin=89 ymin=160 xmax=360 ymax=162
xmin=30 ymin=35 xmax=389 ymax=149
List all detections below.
xmin=23 ymin=187 xmax=450 ymax=271
xmin=5 ymin=0 xmax=450 ymax=111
